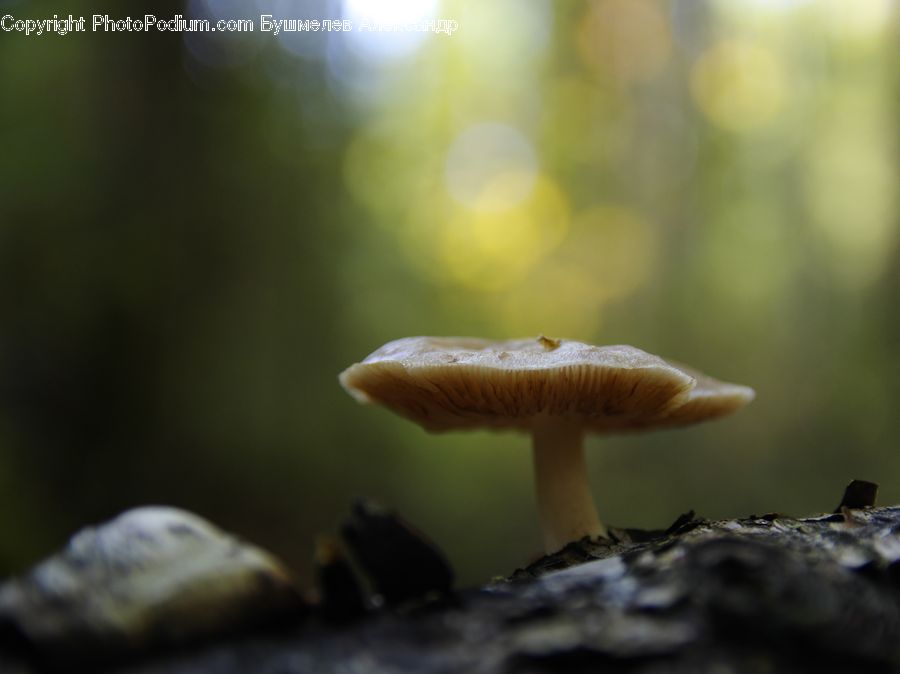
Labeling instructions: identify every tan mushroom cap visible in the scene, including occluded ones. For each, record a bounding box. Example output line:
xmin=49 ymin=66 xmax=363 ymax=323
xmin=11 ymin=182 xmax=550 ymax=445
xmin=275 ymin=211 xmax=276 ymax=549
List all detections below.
xmin=649 ymin=361 xmax=756 ymax=428
xmin=339 ymin=336 xmax=754 ymax=433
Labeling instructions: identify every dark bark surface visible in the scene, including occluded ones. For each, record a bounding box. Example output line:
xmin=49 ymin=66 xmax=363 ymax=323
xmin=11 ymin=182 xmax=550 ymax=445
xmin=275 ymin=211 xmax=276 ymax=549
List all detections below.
xmin=6 ymin=494 xmax=900 ymax=674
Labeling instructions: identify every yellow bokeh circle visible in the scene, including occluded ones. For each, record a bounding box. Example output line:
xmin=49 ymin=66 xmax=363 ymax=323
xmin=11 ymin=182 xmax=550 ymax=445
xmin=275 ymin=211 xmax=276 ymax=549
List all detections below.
xmin=691 ymin=40 xmax=785 ymax=131
xmin=438 ymin=175 xmax=570 ymax=291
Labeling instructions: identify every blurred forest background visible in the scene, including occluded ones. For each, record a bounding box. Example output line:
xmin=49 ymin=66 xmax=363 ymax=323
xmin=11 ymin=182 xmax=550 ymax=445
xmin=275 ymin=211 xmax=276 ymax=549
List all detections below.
xmin=1 ymin=0 xmax=899 ymax=587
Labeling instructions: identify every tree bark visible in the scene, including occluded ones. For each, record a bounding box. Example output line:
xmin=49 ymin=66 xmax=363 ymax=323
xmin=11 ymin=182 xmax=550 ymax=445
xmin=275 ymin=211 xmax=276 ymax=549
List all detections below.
xmin=9 ymin=502 xmax=896 ymax=673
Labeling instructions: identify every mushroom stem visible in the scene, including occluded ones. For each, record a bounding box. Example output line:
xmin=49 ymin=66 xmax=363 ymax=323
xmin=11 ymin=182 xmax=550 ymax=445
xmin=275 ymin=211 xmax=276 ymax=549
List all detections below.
xmin=532 ymin=415 xmax=606 ymax=553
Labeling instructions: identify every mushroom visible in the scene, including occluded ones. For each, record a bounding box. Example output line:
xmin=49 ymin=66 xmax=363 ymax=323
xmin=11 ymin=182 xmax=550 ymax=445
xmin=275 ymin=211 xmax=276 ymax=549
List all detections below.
xmin=339 ymin=336 xmax=754 ymax=553
xmin=0 ymin=506 xmax=303 ymax=664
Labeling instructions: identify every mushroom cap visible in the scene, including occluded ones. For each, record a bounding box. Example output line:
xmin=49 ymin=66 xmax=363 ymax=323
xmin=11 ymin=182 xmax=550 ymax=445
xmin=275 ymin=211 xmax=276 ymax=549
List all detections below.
xmin=648 ymin=361 xmax=755 ymax=428
xmin=339 ymin=336 xmax=754 ymax=433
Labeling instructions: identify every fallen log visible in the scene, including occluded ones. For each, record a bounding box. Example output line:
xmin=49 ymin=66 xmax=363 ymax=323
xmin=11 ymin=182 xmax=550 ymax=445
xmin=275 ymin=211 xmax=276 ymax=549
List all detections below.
xmin=3 ymin=481 xmax=900 ymax=674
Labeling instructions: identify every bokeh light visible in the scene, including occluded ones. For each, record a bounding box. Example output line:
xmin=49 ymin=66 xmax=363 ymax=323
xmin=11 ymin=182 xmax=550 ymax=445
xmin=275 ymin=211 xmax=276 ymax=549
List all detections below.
xmin=437 ymin=176 xmax=569 ymax=291
xmin=690 ymin=40 xmax=785 ymax=131
xmin=578 ymin=0 xmax=671 ymax=83
xmin=444 ymin=123 xmax=538 ymax=212
xmin=341 ymin=0 xmax=440 ymax=60
xmin=454 ymin=0 xmax=552 ymax=80
xmin=820 ymin=0 xmax=894 ymax=40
